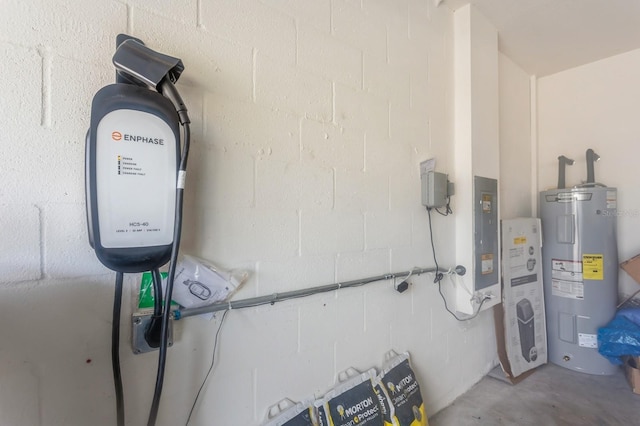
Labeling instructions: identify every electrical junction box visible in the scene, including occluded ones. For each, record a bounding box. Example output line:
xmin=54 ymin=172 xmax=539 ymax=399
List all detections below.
xmin=454 ymin=176 xmax=501 ymax=315
xmin=420 ymin=165 xmax=449 ymax=208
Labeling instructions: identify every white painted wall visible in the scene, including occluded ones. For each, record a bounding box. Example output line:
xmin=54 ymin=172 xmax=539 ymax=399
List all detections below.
xmin=453 ymin=5 xmax=501 ymax=314
xmin=0 ymin=1 xmax=503 ymax=425
xmin=537 ymin=48 xmax=640 ymax=298
xmin=499 ymin=53 xmax=532 ymax=219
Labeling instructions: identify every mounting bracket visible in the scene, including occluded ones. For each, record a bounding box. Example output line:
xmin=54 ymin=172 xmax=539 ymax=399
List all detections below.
xmin=131 ymin=312 xmax=174 ymax=354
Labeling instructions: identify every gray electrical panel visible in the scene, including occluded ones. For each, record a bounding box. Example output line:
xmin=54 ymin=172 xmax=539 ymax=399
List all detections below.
xmin=474 ymin=176 xmax=498 ymax=290
xmin=540 ymin=187 xmax=618 ymax=375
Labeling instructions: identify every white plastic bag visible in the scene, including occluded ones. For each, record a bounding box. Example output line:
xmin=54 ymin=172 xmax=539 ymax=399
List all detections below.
xmin=165 ymin=254 xmax=248 ymax=309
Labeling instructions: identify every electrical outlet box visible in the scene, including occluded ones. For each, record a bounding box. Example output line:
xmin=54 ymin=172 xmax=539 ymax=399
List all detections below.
xmin=421 ymin=170 xmax=449 ymax=208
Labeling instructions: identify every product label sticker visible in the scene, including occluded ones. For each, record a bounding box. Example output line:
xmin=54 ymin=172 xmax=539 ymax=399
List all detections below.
xmin=511 ymin=274 xmax=537 ymax=287
xmin=551 ymin=259 xmax=583 ymax=281
xmin=481 ymin=254 xmax=494 ymax=275
xmin=582 ymin=254 xmax=604 ymax=280
xmin=513 ymin=236 xmax=527 ymax=245
xmin=552 ymin=279 xmax=584 ymax=300
xmin=578 ymin=333 xmax=598 ymax=348
xmin=482 ymin=194 xmax=492 ymax=213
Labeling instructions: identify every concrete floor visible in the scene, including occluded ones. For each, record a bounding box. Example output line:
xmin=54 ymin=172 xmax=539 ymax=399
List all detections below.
xmin=430 ymin=363 xmax=639 ymax=426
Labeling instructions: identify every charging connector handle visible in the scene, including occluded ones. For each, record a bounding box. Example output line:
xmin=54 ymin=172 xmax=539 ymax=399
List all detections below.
xmin=113 ymin=37 xmax=184 ymax=89
xmin=160 ymin=78 xmax=190 ymax=125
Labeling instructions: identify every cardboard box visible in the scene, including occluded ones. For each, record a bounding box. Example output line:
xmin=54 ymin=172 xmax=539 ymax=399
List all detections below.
xmin=624 ymin=356 xmax=640 ymax=395
xmin=494 ymin=218 xmax=548 ymax=383
xmin=621 ymin=254 xmax=640 ymax=286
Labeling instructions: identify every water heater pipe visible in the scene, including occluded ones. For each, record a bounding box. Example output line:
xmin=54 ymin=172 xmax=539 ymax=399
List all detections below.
xmin=557 ymin=155 xmax=574 ymax=189
xmin=586 ymin=148 xmax=600 ymax=185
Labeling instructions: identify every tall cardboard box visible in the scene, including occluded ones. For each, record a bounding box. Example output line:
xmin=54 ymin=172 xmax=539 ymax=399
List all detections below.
xmin=495 ymin=218 xmax=548 ymax=381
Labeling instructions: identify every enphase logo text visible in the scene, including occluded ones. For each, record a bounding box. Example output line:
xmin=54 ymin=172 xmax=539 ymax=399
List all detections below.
xmin=112 ymin=131 xmax=122 ymax=141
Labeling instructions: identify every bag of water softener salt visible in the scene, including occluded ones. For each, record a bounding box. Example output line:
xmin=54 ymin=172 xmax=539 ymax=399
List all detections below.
xmin=316 ymin=368 xmax=385 ymax=426
xmin=263 ymin=398 xmax=315 ymax=426
xmin=372 ymin=373 xmax=396 ymax=426
xmin=380 ymin=351 xmax=428 ymax=426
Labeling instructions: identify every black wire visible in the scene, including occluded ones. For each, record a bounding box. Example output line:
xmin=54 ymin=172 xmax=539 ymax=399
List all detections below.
xmin=427 ymin=207 xmax=485 ymax=321
xmin=435 ymin=197 xmax=453 ymax=216
xmin=186 ymin=309 xmax=229 ymax=425
xmin=112 ymin=271 xmax=125 ymax=426
xmin=147 ymin=82 xmax=191 ymax=426
xmin=151 ymin=268 xmax=163 ymax=317
xmin=426 ymin=208 xmax=444 ymax=284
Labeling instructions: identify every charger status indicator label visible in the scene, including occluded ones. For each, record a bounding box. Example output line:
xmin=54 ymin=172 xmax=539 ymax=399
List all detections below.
xmin=117 ymin=155 xmax=146 ymax=177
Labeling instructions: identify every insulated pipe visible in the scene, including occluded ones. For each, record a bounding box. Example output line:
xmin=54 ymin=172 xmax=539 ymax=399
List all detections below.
xmin=586 ymin=149 xmax=600 ymax=185
xmin=557 ymin=155 xmax=574 ymax=189
xmin=174 ymin=265 xmax=466 ymax=319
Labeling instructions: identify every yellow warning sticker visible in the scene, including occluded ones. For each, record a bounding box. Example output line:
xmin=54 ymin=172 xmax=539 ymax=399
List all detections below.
xmin=582 ymin=254 xmax=604 ymax=280
xmin=514 ymin=236 xmax=527 ymax=245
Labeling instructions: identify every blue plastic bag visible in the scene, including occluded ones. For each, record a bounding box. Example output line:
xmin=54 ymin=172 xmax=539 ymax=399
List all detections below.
xmin=598 ymin=308 xmax=640 ymax=364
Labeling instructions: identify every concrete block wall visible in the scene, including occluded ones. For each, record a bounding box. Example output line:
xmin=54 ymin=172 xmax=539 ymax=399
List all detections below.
xmin=0 ymin=1 xmax=501 ymax=425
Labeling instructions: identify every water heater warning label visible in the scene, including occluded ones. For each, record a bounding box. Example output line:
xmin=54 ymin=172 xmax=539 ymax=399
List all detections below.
xmin=551 ymin=258 xmax=584 ymax=300
xmin=582 ymin=254 xmax=604 ymax=280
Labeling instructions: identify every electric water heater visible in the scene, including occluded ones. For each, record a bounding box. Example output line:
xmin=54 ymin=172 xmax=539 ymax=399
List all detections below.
xmin=540 ymin=186 xmax=618 ymax=375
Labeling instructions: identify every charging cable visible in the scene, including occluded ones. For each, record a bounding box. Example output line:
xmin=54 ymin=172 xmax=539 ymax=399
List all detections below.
xmin=111 ymin=272 xmax=125 ymax=426
xmin=147 ymin=78 xmax=191 ymax=426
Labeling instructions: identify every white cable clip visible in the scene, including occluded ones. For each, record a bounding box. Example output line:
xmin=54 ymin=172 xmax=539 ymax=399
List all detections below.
xmin=177 ymin=170 xmax=187 ymax=189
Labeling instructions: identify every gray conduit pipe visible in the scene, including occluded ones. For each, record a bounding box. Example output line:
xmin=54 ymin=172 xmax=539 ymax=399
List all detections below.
xmin=174 ymin=265 xmax=466 ymax=319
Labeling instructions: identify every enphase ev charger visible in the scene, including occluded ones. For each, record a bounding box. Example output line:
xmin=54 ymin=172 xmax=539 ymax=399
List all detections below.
xmin=86 ymin=84 xmax=180 ymax=272
xmin=86 ymin=36 xmax=184 ymax=272
xmin=85 ymin=34 xmax=190 ymax=426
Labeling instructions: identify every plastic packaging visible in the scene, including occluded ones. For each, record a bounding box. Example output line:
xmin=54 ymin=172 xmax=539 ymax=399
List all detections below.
xmin=164 ymin=254 xmax=248 ymax=309
xmin=316 ymin=368 xmax=385 ymax=426
xmin=598 ymin=308 xmax=640 ymax=364
xmin=138 ymin=271 xmax=178 ymax=310
xmin=263 ymin=398 xmax=315 ymax=426
xmin=379 ymin=351 xmax=428 ymax=426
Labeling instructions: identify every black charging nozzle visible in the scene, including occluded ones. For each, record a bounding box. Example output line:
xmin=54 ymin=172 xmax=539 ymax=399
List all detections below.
xmin=113 ymin=35 xmax=184 ymax=88
xmin=113 ymin=35 xmax=190 ymax=125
